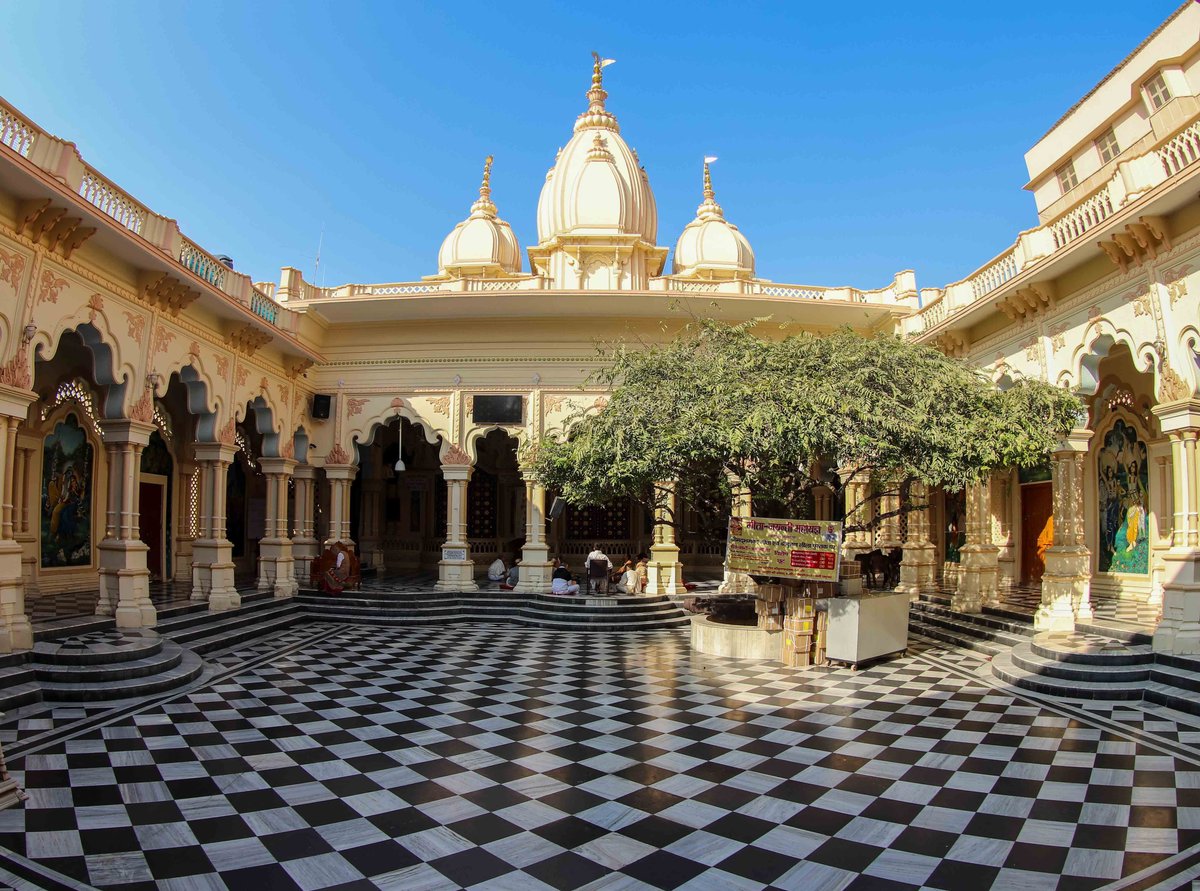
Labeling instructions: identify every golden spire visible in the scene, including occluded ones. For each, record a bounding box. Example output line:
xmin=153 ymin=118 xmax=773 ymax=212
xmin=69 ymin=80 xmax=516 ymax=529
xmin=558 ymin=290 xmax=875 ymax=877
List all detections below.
xmin=703 ymin=161 xmax=714 ymax=201
xmin=697 ymin=156 xmax=723 ymax=220
xmin=470 ymin=154 xmax=497 ymax=217
xmin=576 ymin=52 xmax=619 ymax=133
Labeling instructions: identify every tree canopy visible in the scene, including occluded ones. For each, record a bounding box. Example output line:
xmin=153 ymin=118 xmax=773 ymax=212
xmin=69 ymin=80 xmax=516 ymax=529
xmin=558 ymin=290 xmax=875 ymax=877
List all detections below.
xmin=528 ymin=321 xmax=1082 ymax=535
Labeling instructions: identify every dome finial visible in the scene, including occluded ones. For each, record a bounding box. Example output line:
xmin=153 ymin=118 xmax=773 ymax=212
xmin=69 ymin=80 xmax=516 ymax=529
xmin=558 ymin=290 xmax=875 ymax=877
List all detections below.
xmin=470 ymin=154 xmax=497 ymax=218
xmin=577 ymin=53 xmax=618 ymax=131
xmin=698 ymin=156 xmax=723 ymax=219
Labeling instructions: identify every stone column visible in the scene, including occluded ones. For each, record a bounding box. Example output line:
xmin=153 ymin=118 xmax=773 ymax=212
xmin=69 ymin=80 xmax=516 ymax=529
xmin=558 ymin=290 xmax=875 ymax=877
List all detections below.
xmin=358 ymin=478 xmax=385 ymax=571
xmin=841 ymin=472 xmax=874 ymax=562
xmin=257 ymin=457 xmax=298 ymax=598
xmin=897 ymin=480 xmax=937 ymax=598
xmin=876 ymin=479 xmax=904 ymax=552
xmin=14 ymin=434 xmax=38 ymax=597
xmin=994 ymin=472 xmax=1017 ymax=587
xmin=291 ymin=463 xmax=319 ymax=586
xmin=323 ymin=464 xmax=357 ymax=549
xmin=718 ymin=481 xmax=757 ymax=594
xmin=436 ymin=461 xmax=477 ymax=591
xmin=813 ymin=488 xmax=833 ymax=521
xmin=954 ymin=476 xmax=1000 ymax=613
xmin=0 ymin=388 xmax=33 ymax=652
xmin=96 ymin=419 xmax=157 ymax=628
xmin=191 ymin=442 xmax=240 ymax=611
xmin=516 ymin=471 xmax=552 ymax=594
xmin=173 ymin=459 xmax=197 ymax=585
xmin=1153 ymin=404 xmax=1200 ymax=653
xmin=646 ymin=481 xmax=683 ymax=596
xmin=1035 ymin=430 xmax=1094 ymax=632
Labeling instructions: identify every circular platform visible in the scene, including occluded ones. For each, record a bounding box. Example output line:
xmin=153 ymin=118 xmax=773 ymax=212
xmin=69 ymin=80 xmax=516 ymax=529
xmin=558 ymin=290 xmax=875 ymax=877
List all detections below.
xmin=690 ymin=613 xmax=782 ymax=660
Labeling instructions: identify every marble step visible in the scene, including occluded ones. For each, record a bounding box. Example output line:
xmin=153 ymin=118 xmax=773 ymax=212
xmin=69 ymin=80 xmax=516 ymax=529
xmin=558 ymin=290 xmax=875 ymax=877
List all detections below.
xmin=1150 ymin=662 xmax=1200 ymax=696
xmin=912 ymin=602 xmax=1035 ymax=639
xmin=1145 ymin=681 xmax=1200 ymax=719
xmin=296 ymin=596 xmax=518 ymax=617
xmin=163 ymin=604 xmax=305 ymax=655
xmin=32 ymin=630 xmax=164 ymax=665
xmin=1029 ymin=631 xmax=1152 ymax=666
xmin=907 ymin=617 xmax=1009 ymax=658
xmin=152 ymin=591 xmax=277 ymax=635
xmin=39 ymin=648 xmax=203 ymax=702
xmin=1073 ymin=617 xmax=1153 ymax=645
xmin=0 ymin=664 xmax=41 ymax=712
xmin=1009 ymin=641 xmax=1151 ymax=685
xmin=908 ymin=609 xmax=1028 ymax=649
xmin=512 ymin=614 xmax=690 ymax=631
xmin=33 ymin=643 xmax=184 ymax=684
xmin=991 ymin=651 xmax=1144 ymax=700
xmin=33 ymin=615 xmax=115 ymax=643
xmin=982 ymin=604 xmax=1038 ymax=625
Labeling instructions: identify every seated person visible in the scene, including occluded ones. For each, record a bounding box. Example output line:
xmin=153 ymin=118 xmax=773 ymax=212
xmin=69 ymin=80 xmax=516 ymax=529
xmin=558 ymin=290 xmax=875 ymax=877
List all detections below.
xmin=487 ymin=557 xmax=507 ymax=582
xmin=506 ymin=559 xmax=520 ymax=588
xmin=551 ymin=562 xmax=579 ymax=595
xmin=618 ymin=564 xmax=642 ymax=594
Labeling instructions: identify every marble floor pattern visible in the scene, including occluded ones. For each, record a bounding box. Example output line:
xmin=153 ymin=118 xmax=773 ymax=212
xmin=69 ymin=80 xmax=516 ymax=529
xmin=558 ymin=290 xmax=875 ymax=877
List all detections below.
xmin=0 ymin=625 xmax=1199 ymax=890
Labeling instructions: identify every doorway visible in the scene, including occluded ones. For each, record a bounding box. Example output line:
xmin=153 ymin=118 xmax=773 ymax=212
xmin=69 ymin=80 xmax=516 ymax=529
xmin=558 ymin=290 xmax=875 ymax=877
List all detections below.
xmin=139 ymin=475 xmax=168 ymax=581
xmin=1020 ymin=482 xmax=1052 ymax=585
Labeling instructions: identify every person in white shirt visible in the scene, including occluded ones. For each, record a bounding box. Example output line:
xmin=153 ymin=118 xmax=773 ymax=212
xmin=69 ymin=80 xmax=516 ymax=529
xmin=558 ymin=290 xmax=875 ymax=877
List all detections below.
xmin=487 ymin=557 xmax=506 ymax=582
xmin=585 ymin=546 xmax=612 ymax=594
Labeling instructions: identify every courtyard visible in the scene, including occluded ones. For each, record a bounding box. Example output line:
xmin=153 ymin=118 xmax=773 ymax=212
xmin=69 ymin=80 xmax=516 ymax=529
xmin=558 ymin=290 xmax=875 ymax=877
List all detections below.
xmin=0 ymin=621 xmax=1197 ymax=890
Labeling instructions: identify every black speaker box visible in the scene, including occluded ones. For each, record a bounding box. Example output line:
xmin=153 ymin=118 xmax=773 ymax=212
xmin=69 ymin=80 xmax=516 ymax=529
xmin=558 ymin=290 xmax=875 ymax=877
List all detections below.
xmin=311 ymin=394 xmax=333 ymax=420
xmin=547 ymin=496 xmax=566 ymax=521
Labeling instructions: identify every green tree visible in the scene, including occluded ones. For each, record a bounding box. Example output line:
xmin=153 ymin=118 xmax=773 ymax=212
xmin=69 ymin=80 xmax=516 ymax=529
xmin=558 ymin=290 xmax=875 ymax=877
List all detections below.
xmin=528 ymin=321 xmax=1081 ymax=540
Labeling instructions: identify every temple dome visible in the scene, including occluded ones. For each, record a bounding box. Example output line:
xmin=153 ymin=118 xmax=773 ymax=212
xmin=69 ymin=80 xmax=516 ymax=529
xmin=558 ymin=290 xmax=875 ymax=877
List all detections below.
xmin=534 ymin=55 xmax=657 ymax=244
xmin=672 ymin=162 xmax=754 ymax=280
xmin=436 ymin=156 xmax=522 ymax=277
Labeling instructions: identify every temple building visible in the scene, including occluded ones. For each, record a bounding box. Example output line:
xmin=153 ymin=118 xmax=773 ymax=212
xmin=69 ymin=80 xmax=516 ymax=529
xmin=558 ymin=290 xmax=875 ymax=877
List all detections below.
xmin=0 ymin=2 xmax=1198 ymax=670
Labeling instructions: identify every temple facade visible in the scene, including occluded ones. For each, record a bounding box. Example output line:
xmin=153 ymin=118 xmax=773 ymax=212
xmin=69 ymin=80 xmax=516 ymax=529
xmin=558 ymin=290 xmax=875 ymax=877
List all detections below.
xmin=0 ymin=5 xmax=1198 ymax=655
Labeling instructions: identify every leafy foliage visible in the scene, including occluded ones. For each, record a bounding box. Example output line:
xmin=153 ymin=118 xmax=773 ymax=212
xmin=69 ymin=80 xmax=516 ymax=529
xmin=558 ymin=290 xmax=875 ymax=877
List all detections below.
xmin=528 ymin=321 xmax=1081 ymax=536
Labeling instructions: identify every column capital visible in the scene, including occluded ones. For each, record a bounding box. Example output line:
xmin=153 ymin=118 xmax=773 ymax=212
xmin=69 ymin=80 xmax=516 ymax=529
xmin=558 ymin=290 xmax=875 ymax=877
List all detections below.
xmin=1053 ymin=428 xmax=1093 ymax=455
xmin=0 ymin=383 xmax=35 ymax=420
xmin=259 ymin=457 xmax=298 ymax=477
xmin=442 ymin=465 xmax=472 ymax=482
xmin=293 ymin=463 xmax=317 ymax=481
xmin=193 ymin=442 xmax=237 ymax=464
xmin=1153 ymin=400 xmax=1200 ymax=433
xmin=97 ymin=418 xmax=155 ymax=446
xmin=324 ymin=464 xmax=358 ymax=482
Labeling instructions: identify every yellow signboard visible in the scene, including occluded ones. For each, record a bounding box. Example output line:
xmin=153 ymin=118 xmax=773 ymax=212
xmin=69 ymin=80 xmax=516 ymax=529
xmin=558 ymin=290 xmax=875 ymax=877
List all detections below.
xmin=727 ymin=516 xmax=842 ymax=583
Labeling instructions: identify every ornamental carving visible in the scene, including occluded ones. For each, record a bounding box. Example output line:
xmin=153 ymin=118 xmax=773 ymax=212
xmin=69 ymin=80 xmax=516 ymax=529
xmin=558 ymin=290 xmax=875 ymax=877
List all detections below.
xmin=37 ymin=271 xmax=68 ymax=305
xmin=0 ymin=248 xmax=25 ymax=292
xmin=281 ymin=437 xmax=294 ymax=459
xmin=465 ymin=395 xmax=474 ymax=413
xmin=1088 ymin=305 xmax=1102 ymax=321
xmin=0 ymin=344 xmax=31 ymax=390
xmin=217 ymin=417 xmax=236 ymax=445
xmin=592 ymin=396 xmax=610 ymax=410
xmin=545 ymin=395 xmax=569 ymax=413
xmin=1158 ymin=364 xmax=1191 ymax=403
xmin=235 ymin=364 xmax=248 ymax=387
xmin=1048 ymin=323 xmax=1067 ymax=353
xmin=187 ymin=341 xmax=201 ymax=359
xmin=130 ymin=389 xmax=154 ymax=423
xmin=347 ymin=397 xmax=369 ymax=417
xmin=1129 ymin=290 xmax=1152 ymax=317
xmin=288 ymin=358 xmax=314 ymax=379
xmin=123 ymin=311 xmax=146 ymax=344
xmin=389 ymin=397 xmax=406 ymax=410
xmin=1164 ymin=265 xmax=1192 ymax=308
xmin=86 ymin=293 xmax=104 ymax=322
xmin=226 ymin=323 xmax=272 ymax=356
xmin=326 ymin=443 xmax=351 ymax=465
xmin=259 ymin=376 xmax=270 ymax=392
xmin=441 ymin=443 xmax=472 ymax=466
xmin=215 ymin=356 xmax=229 ymax=380
xmin=278 ymin=385 xmax=290 ymax=407
xmin=153 ymin=327 xmax=176 ymax=355
xmin=428 ymin=395 xmax=450 ymax=415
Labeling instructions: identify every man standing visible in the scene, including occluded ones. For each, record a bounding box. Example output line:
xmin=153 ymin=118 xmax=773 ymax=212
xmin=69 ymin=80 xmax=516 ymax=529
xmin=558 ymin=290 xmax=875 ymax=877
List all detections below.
xmin=585 ymin=544 xmax=612 ymax=594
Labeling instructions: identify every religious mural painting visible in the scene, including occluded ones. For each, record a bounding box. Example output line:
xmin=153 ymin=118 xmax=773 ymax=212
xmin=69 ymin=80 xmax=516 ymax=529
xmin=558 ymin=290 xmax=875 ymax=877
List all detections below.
xmin=1098 ymin=418 xmax=1149 ymax=574
xmin=40 ymin=414 xmax=94 ymax=568
xmin=944 ymin=490 xmax=966 ymax=563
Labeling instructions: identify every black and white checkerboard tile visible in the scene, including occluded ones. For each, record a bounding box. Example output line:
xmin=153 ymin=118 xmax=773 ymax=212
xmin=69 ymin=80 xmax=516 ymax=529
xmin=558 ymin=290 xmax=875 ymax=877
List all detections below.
xmin=2 ymin=625 xmax=1200 ymax=890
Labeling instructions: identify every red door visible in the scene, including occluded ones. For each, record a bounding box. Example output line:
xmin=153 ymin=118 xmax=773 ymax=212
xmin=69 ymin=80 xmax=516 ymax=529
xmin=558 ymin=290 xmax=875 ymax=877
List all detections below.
xmin=1020 ymin=483 xmax=1052 ymax=585
xmin=139 ymin=481 xmax=165 ymax=580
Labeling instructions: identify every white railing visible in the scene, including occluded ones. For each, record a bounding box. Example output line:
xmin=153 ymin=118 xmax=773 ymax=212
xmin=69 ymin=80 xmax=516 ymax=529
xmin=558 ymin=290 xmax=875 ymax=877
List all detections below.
xmin=1160 ymin=120 xmax=1200 ymax=176
xmin=755 ymin=283 xmax=825 ymax=300
xmin=1049 ymin=185 xmax=1114 ymax=249
xmin=668 ymin=280 xmax=721 ymax=293
xmin=79 ymin=168 xmax=146 ymax=234
xmin=179 ymin=238 xmax=228 ymax=289
xmin=918 ymin=298 xmax=948 ymax=332
xmin=969 ymin=249 xmax=1017 ymax=300
xmin=0 ymin=105 xmax=35 ymax=158
xmin=371 ymin=284 xmax=440 ymax=295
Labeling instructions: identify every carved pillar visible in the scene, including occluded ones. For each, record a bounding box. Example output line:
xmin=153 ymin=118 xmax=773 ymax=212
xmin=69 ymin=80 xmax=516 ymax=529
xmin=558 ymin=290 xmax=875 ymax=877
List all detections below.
xmin=515 ymin=471 xmax=552 ymax=594
xmin=436 ymin=453 xmax=477 ymax=592
xmin=1035 ymin=430 xmax=1094 ymax=632
xmin=257 ymin=457 xmax=297 ymax=598
xmin=359 ymin=478 xmax=385 ymax=571
xmin=1153 ymin=403 xmax=1200 ymax=654
xmin=0 ymin=388 xmax=33 ymax=652
xmin=876 ymin=479 xmax=903 ymax=551
xmin=96 ymin=419 xmax=157 ymax=628
xmin=813 ymin=488 xmax=833 ymax=521
xmin=718 ymin=481 xmax=757 ymax=594
xmin=291 ymin=464 xmax=319 ymax=585
xmin=841 ymin=473 xmax=874 ymax=561
xmin=993 ymin=472 xmax=1017 ymax=587
xmin=191 ymin=442 xmax=239 ymax=612
xmin=14 ymin=433 xmax=37 ymax=598
xmin=646 ymin=481 xmax=683 ymax=596
xmin=954 ymin=475 xmax=1000 ymax=613
xmin=323 ymin=464 xmax=357 ymax=549
xmin=897 ymin=480 xmax=937 ymax=598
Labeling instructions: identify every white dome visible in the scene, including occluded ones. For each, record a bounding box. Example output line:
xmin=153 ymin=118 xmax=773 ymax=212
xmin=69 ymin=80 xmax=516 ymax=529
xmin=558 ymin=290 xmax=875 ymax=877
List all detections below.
xmin=437 ymin=157 xmax=522 ymax=277
xmin=672 ymin=164 xmax=755 ymax=279
xmin=534 ymin=59 xmax=657 ymax=244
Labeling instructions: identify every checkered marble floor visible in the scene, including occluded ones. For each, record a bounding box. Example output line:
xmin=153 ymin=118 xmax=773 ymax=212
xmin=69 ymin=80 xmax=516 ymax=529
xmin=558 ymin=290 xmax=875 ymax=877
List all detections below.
xmin=990 ymin=586 xmax=1161 ymax=631
xmin=3 ymin=625 xmax=1200 ymax=890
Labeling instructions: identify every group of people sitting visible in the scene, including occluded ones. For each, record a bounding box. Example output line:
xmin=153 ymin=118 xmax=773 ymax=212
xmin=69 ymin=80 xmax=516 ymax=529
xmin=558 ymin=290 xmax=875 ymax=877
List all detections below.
xmin=486 ymin=545 xmax=649 ymax=596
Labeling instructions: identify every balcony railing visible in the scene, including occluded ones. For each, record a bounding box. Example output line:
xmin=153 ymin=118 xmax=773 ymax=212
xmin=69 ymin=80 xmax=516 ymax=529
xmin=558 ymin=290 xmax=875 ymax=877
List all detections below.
xmin=0 ymin=105 xmax=34 ymax=158
xmin=179 ymin=238 xmax=228 ymax=289
xmin=79 ymin=168 xmax=147 ymax=235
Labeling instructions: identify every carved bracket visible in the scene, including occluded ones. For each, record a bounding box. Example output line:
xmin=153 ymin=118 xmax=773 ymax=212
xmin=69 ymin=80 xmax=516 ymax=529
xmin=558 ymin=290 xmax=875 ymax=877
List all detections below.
xmin=1098 ymin=215 xmax=1171 ymax=274
xmin=225 ymin=323 xmax=273 ymax=356
xmin=16 ymin=199 xmax=95 ymax=260
xmin=139 ymin=271 xmax=200 ymax=316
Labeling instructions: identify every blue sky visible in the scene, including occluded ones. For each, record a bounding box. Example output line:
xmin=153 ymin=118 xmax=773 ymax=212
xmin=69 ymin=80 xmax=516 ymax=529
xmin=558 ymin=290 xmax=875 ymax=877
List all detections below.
xmin=3 ymin=1 xmax=1181 ymax=293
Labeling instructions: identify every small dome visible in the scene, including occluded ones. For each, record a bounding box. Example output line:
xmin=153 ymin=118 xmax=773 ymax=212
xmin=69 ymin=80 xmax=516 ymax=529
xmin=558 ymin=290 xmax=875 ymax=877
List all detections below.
xmin=437 ymin=156 xmax=522 ymax=277
xmin=672 ymin=163 xmax=754 ymax=279
xmin=534 ymin=55 xmax=657 ymax=245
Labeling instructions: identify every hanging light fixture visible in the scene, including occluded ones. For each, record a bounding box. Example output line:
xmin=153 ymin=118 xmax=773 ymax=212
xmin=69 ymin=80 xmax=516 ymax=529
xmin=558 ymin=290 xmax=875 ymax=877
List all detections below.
xmin=394 ymin=412 xmax=405 ymax=473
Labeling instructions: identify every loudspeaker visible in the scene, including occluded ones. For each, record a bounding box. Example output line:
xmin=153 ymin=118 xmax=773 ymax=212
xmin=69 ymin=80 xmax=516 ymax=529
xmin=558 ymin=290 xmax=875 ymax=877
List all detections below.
xmin=547 ymin=497 xmax=566 ymax=521
xmin=311 ymin=394 xmax=332 ymax=420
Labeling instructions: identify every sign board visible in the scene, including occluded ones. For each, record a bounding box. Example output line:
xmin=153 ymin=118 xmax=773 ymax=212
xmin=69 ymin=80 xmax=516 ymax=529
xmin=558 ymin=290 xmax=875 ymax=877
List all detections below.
xmin=442 ymin=548 xmax=468 ymax=562
xmin=726 ymin=516 xmax=842 ymax=583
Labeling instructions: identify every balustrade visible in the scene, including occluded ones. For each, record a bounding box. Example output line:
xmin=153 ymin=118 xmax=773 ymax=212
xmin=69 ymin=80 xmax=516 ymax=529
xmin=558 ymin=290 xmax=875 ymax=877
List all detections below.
xmin=179 ymin=238 xmax=228 ymax=289
xmin=79 ymin=168 xmax=147 ymax=234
